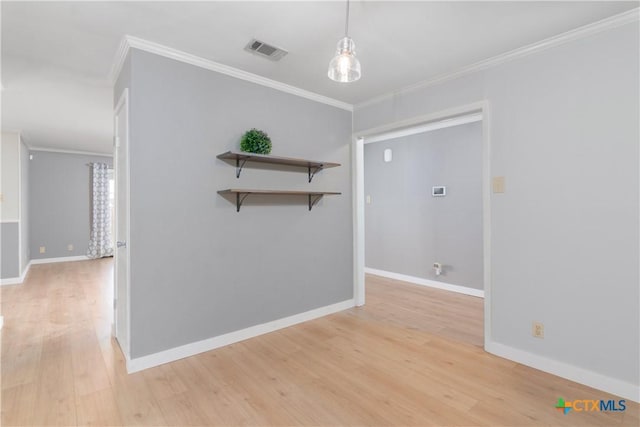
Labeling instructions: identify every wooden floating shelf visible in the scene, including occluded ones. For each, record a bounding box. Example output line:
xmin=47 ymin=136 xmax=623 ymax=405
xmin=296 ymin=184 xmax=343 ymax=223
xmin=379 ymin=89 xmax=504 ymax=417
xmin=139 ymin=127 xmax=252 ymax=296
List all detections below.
xmin=217 ymin=151 xmax=341 ymax=182
xmin=218 ymin=189 xmax=341 ymax=212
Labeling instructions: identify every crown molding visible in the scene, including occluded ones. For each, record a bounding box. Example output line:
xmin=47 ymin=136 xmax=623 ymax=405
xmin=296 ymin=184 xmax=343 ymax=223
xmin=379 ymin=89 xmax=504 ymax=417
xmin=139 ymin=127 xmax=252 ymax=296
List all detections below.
xmin=356 ymin=8 xmax=640 ymax=110
xmin=30 ymin=146 xmax=112 ymax=157
xmin=108 ymin=35 xmax=131 ymax=86
xmin=109 ymin=35 xmax=353 ymax=112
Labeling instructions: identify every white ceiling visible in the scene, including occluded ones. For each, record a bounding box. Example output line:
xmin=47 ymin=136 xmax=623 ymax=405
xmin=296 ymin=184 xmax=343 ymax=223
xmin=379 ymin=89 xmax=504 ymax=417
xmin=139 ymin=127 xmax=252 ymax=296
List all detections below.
xmin=2 ymin=1 xmax=637 ymax=154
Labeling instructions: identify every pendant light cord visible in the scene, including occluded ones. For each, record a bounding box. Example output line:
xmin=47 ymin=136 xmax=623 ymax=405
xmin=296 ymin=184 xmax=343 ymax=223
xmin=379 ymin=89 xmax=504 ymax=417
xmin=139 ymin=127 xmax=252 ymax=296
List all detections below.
xmin=345 ymin=0 xmax=350 ymax=37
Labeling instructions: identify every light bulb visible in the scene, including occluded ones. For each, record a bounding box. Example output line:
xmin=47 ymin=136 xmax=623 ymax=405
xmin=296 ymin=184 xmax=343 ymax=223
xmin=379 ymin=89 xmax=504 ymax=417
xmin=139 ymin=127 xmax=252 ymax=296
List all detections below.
xmin=328 ymin=37 xmax=361 ymax=83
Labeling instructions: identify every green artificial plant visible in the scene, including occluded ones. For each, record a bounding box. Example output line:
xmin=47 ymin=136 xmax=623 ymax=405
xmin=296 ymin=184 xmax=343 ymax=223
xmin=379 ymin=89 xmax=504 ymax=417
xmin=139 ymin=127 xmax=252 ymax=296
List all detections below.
xmin=240 ymin=128 xmax=272 ymax=155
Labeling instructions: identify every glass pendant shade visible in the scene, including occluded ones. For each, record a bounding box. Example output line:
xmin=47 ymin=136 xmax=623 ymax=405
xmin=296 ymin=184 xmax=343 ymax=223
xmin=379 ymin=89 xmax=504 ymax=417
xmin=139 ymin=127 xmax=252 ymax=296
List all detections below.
xmin=328 ymin=37 xmax=361 ymax=83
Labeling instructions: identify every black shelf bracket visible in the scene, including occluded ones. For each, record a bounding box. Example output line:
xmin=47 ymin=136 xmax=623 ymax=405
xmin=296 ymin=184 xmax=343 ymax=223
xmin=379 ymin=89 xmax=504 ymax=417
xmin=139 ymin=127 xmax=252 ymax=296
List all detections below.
xmin=235 ymin=157 xmax=250 ymax=178
xmin=308 ymin=165 xmax=324 ymax=183
xmin=308 ymin=194 xmax=324 ymax=211
xmin=235 ymin=192 xmax=250 ymax=212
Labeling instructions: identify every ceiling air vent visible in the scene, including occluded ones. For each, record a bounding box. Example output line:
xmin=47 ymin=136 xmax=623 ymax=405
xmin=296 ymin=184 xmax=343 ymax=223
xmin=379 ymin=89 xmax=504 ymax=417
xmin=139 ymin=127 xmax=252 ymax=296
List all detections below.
xmin=244 ymin=39 xmax=288 ymax=61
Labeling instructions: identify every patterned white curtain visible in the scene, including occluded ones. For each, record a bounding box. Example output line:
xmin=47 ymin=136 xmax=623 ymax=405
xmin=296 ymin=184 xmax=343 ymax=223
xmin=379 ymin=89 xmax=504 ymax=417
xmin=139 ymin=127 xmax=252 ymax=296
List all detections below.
xmin=87 ymin=163 xmax=114 ymax=258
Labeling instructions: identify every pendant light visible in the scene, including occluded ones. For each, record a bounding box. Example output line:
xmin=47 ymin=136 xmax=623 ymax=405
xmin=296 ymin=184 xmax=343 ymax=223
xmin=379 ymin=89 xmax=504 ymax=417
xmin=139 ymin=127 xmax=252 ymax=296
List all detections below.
xmin=328 ymin=0 xmax=361 ymax=83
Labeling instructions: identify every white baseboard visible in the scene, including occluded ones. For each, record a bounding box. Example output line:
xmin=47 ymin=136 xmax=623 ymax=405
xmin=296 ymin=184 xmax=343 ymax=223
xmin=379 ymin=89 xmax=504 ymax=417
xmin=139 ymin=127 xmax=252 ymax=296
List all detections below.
xmin=365 ymin=267 xmax=484 ymax=298
xmin=3 ymin=256 xmax=91 ymax=285
xmin=1 ymin=260 xmax=32 ymax=286
xmin=126 ymin=298 xmax=356 ymax=373
xmin=486 ymin=341 xmax=639 ymax=403
xmin=30 ymin=255 xmax=90 ymax=265
xmin=1 ymin=277 xmax=22 ymax=286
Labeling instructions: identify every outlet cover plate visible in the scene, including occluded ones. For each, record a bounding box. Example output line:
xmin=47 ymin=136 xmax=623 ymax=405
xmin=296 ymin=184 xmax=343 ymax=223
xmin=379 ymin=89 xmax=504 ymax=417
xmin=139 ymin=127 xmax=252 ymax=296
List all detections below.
xmin=532 ymin=321 xmax=544 ymax=339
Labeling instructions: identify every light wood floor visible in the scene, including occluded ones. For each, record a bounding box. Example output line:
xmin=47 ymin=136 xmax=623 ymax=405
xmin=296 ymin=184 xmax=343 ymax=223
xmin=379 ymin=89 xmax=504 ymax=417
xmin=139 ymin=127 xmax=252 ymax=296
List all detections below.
xmin=1 ymin=260 xmax=637 ymax=426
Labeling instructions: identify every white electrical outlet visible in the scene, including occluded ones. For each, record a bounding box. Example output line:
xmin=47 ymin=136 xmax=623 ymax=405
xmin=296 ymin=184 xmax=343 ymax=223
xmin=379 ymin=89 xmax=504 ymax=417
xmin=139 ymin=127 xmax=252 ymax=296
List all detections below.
xmin=532 ymin=322 xmax=544 ymax=339
xmin=39 ymin=246 xmax=46 ymax=254
xmin=366 ymin=195 xmax=371 ymax=204
xmin=67 ymin=244 xmax=74 ymax=251
xmin=433 ymin=262 xmax=443 ymax=276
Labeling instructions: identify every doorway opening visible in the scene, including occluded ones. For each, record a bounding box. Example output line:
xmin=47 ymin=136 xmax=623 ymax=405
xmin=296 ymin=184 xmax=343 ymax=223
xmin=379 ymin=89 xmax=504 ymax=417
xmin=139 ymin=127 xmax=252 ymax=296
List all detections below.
xmin=353 ymin=103 xmax=491 ymax=349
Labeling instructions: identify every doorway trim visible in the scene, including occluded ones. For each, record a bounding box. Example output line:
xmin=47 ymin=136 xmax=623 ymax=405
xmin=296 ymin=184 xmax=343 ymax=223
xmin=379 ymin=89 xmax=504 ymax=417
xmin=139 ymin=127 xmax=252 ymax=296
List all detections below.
xmin=352 ymin=100 xmax=492 ymax=348
xmin=113 ymin=88 xmax=131 ymax=360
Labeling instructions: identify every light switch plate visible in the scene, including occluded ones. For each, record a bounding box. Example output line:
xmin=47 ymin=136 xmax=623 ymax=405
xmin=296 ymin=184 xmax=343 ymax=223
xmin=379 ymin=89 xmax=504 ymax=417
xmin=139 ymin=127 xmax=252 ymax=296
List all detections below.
xmin=493 ymin=176 xmax=505 ymax=193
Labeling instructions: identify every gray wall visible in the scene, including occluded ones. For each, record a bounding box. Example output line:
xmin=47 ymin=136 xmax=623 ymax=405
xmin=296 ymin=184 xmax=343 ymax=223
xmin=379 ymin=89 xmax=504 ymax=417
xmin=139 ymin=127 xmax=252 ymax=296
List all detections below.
xmin=30 ymin=151 xmax=112 ymax=259
xmin=365 ymin=122 xmax=483 ymax=289
xmin=1 ymin=222 xmax=19 ymax=278
xmin=1 ymin=132 xmax=20 ymax=279
xmin=355 ymin=23 xmax=639 ymax=387
xmin=20 ymin=140 xmax=29 ymax=271
xmin=117 ymin=49 xmax=353 ymax=358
